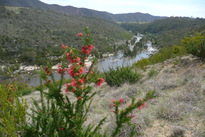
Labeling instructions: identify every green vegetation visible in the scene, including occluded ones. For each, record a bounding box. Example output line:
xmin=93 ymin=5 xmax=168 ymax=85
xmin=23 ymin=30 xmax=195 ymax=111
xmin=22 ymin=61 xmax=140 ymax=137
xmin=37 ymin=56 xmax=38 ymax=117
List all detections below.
xmin=21 ymin=28 xmax=155 ymax=137
xmin=0 ymin=6 xmax=132 ymax=66
xmin=104 ymin=66 xmax=142 ymax=87
xmin=148 ymin=68 xmax=159 ymax=78
xmin=121 ymin=17 xmax=205 ymax=48
xmin=181 ymin=33 xmax=205 ymax=59
xmin=133 ymin=45 xmax=187 ymax=70
xmin=0 ymin=83 xmax=27 ymax=137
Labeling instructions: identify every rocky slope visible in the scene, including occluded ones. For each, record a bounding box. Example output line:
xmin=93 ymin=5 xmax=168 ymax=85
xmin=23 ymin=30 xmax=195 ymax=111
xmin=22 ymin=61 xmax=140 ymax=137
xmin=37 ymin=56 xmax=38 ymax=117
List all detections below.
xmin=23 ymin=55 xmax=205 ymax=136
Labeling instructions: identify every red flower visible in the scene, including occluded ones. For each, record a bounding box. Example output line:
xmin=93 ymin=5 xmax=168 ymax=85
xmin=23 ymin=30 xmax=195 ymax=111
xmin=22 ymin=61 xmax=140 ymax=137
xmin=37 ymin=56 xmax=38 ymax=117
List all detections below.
xmin=61 ymin=44 xmax=65 ymax=48
xmin=78 ymin=33 xmax=83 ymax=37
xmin=65 ymin=84 xmax=76 ymax=92
xmin=44 ymin=66 xmax=51 ymax=75
xmin=44 ymin=80 xmax=52 ymax=85
xmin=87 ymin=45 xmax=94 ymax=50
xmin=71 ymin=79 xmax=77 ymax=87
xmin=66 ymin=51 xmax=81 ymax=63
xmin=127 ymin=115 xmax=135 ymax=118
xmin=138 ymin=103 xmax=146 ymax=110
xmin=59 ymin=128 xmax=64 ymax=131
xmin=81 ymin=45 xmax=94 ymax=55
xmin=119 ymin=98 xmax=124 ymax=103
xmin=76 ymin=67 xmax=84 ymax=76
xmin=75 ymin=57 xmax=81 ymax=63
xmin=78 ymin=78 xmax=84 ymax=84
xmin=138 ymin=106 xmax=143 ymax=110
xmin=61 ymin=44 xmax=68 ymax=49
xmin=142 ymin=102 xmax=146 ymax=107
xmin=57 ymin=65 xmax=67 ymax=74
xmin=64 ymin=83 xmax=69 ymax=87
xmin=112 ymin=110 xmax=116 ymax=113
xmin=112 ymin=99 xmax=116 ymax=103
xmin=68 ymin=65 xmax=75 ymax=77
xmin=77 ymin=97 xmax=83 ymax=100
xmin=57 ymin=68 xmax=63 ymax=74
xmin=96 ymin=78 xmax=105 ymax=86
xmin=68 ymin=65 xmax=84 ymax=77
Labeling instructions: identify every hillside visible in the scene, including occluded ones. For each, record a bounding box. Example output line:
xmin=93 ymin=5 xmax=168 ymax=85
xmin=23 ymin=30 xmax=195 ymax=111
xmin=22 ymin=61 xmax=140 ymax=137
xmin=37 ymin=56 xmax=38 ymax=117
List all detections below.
xmin=121 ymin=17 xmax=205 ymax=47
xmin=0 ymin=0 xmax=164 ymax=22
xmin=23 ymin=55 xmax=205 ymax=136
xmin=0 ymin=6 xmax=132 ymax=65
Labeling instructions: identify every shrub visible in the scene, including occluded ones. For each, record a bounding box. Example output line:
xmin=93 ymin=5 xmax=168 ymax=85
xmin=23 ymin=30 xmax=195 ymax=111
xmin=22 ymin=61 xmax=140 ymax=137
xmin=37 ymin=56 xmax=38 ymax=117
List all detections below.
xmin=132 ymin=58 xmax=150 ymax=71
xmin=132 ymin=44 xmax=187 ymax=70
xmin=148 ymin=68 xmax=159 ymax=78
xmin=23 ymin=27 xmax=155 ymax=137
xmin=0 ymin=83 xmax=27 ymax=137
xmin=105 ymin=66 xmax=142 ymax=87
xmin=181 ymin=33 xmax=205 ymax=59
xmin=171 ymin=45 xmax=187 ymax=57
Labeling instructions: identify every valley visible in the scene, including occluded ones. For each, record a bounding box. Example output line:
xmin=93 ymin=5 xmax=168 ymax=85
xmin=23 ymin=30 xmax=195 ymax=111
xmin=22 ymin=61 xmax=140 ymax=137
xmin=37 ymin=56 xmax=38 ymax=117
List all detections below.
xmin=0 ymin=1 xmax=205 ymax=137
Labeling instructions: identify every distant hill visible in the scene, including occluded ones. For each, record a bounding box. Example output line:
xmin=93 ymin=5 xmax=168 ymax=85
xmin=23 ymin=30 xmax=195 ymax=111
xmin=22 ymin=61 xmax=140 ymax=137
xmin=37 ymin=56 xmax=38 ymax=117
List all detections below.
xmin=121 ymin=17 xmax=205 ymax=47
xmin=0 ymin=6 xmax=132 ymax=65
xmin=0 ymin=0 xmax=164 ymax=22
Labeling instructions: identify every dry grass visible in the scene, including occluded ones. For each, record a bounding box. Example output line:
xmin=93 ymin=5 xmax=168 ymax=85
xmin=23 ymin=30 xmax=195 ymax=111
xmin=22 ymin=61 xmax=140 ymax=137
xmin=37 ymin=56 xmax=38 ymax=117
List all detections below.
xmin=23 ymin=55 xmax=205 ymax=136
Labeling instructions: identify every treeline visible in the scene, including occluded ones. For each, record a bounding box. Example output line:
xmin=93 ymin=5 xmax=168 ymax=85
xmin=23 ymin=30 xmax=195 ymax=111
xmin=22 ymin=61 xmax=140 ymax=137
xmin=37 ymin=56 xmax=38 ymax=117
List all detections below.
xmin=121 ymin=17 xmax=205 ymax=48
xmin=0 ymin=6 xmax=132 ymax=65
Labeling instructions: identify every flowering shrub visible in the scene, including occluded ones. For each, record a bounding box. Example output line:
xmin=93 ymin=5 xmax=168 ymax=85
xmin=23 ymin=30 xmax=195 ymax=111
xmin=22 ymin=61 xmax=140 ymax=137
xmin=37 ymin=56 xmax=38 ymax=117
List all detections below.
xmin=111 ymin=91 xmax=155 ymax=136
xmin=23 ymin=27 xmax=155 ymax=137
xmin=0 ymin=83 xmax=27 ymax=137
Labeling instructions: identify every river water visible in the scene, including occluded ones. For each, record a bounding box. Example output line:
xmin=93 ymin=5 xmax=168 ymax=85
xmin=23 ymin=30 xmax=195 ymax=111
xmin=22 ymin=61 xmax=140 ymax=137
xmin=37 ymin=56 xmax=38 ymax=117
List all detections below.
xmin=27 ymin=36 xmax=156 ymax=87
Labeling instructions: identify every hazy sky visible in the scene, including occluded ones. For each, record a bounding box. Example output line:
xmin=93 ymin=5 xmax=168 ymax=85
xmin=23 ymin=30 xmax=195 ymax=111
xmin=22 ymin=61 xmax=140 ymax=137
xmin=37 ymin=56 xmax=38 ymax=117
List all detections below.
xmin=39 ymin=0 xmax=205 ymax=18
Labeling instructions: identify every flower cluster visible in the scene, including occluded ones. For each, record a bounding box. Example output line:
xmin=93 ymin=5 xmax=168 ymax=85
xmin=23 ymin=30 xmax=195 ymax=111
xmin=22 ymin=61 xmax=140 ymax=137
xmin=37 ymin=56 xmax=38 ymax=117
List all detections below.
xmin=59 ymin=31 xmax=104 ymax=100
xmin=44 ymin=66 xmax=51 ymax=75
xmin=96 ymin=78 xmax=105 ymax=87
xmin=112 ymin=98 xmax=124 ymax=105
xmin=78 ymin=33 xmax=83 ymax=37
xmin=81 ymin=45 xmax=94 ymax=55
xmin=61 ymin=44 xmax=68 ymax=49
xmin=57 ymin=65 xmax=67 ymax=74
xmin=66 ymin=51 xmax=81 ymax=64
xmin=137 ymin=99 xmax=146 ymax=110
xmin=138 ymin=102 xmax=146 ymax=110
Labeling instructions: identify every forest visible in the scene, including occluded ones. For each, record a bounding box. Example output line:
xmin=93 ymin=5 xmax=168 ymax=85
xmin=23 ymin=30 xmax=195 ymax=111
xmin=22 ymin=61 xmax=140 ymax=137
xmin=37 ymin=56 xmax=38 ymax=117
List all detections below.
xmin=121 ymin=17 xmax=205 ymax=48
xmin=0 ymin=6 xmax=132 ymax=66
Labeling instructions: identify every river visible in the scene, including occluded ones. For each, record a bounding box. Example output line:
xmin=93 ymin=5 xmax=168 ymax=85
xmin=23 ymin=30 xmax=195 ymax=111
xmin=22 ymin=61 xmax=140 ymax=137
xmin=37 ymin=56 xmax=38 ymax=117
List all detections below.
xmin=27 ymin=36 xmax=156 ymax=87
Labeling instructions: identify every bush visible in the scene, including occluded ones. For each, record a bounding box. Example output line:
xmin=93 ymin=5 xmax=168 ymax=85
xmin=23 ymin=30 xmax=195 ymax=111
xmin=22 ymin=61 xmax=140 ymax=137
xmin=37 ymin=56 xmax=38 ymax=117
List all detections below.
xmin=148 ymin=68 xmax=159 ymax=78
xmin=132 ymin=45 xmax=187 ymax=70
xmin=104 ymin=66 xmax=142 ymax=87
xmin=0 ymin=83 xmax=27 ymax=137
xmin=132 ymin=58 xmax=150 ymax=71
xmin=22 ymin=28 xmax=155 ymax=137
xmin=181 ymin=33 xmax=205 ymax=59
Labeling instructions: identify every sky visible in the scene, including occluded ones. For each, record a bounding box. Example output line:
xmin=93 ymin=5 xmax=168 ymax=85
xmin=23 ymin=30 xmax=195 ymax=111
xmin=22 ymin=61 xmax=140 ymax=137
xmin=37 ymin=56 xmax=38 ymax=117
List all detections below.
xmin=39 ymin=0 xmax=205 ymax=18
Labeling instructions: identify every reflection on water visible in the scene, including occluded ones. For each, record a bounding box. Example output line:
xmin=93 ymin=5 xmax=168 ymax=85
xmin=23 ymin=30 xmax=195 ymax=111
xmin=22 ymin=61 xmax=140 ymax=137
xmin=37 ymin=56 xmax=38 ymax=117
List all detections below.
xmin=97 ymin=52 xmax=148 ymax=72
